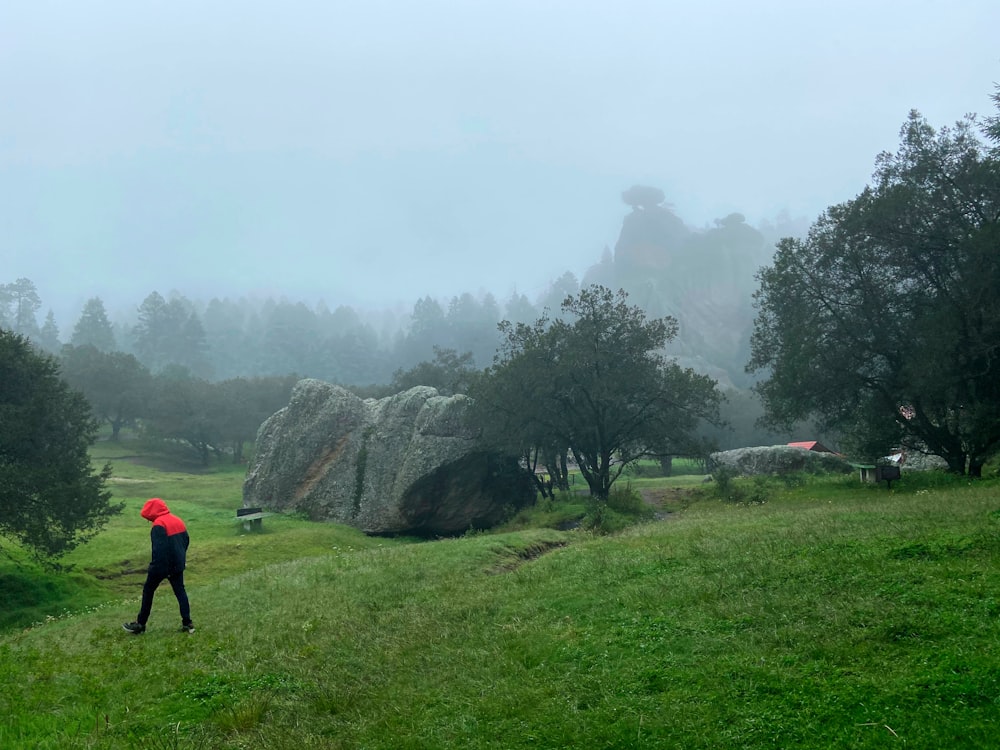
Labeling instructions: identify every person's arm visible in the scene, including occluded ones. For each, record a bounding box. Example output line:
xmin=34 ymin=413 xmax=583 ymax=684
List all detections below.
xmin=148 ymin=525 xmax=169 ymax=576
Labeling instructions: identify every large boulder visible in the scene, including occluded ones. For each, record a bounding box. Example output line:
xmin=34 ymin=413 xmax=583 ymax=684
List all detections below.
xmin=710 ymin=446 xmax=852 ymax=476
xmin=243 ymin=379 xmax=534 ymax=536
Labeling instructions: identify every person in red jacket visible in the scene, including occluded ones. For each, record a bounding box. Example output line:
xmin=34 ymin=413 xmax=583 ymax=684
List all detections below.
xmin=123 ymin=498 xmax=194 ymax=634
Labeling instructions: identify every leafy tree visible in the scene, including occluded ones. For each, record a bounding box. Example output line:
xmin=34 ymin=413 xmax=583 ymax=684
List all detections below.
xmin=60 ymin=345 xmax=152 ymax=441
xmin=71 ymin=297 xmax=116 ymax=352
xmin=622 ymin=184 xmax=666 ymax=210
xmin=986 ymin=84 xmax=1000 ymax=147
xmin=144 ymin=369 xmax=221 ymax=465
xmin=749 ymin=110 xmax=1000 ymax=475
xmin=214 ymin=376 xmax=297 ymax=463
xmin=472 ymin=286 xmax=721 ymax=501
xmin=0 ymin=329 xmax=121 ymax=559
xmin=470 ymin=314 xmax=566 ymax=497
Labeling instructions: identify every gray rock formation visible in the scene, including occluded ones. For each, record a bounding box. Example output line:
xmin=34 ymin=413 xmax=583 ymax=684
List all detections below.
xmin=710 ymin=446 xmax=852 ymax=476
xmin=243 ymin=379 xmax=534 ymax=535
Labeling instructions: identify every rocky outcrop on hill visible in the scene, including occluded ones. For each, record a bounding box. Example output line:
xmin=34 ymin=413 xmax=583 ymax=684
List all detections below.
xmin=583 ymin=186 xmax=782 ymax=387
xmin=243 ymin=379 xmax=534 ymax=536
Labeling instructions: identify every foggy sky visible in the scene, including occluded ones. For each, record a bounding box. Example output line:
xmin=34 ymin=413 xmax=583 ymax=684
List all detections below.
xmin=2 ymin=0 xmax=998 ymax=330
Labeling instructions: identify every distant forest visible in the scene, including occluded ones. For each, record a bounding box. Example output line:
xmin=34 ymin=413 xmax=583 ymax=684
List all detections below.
xmin=4 ymin=192 xmax=807 ymax=385
xmin=1 ymin=192 xmax=814 ymax=450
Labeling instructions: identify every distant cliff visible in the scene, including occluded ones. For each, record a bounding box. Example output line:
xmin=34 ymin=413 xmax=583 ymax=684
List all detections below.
xmin=582 ymin=186 xmax=776 ymax=387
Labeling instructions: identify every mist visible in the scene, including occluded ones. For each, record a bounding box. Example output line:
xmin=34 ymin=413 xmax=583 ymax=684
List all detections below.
xmin=2 ymin=0 xmax=998 ymax=331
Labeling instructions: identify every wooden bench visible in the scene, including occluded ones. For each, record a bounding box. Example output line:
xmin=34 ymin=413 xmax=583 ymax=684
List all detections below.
xmin=236 ymin=507 xmax=265 ymax=531
xmin=856 ymin=464 xmax=901 ymax=488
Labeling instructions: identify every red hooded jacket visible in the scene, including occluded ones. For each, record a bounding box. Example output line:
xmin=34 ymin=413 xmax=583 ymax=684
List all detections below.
xmin=141 ymin=498 xmax=189 ymax=576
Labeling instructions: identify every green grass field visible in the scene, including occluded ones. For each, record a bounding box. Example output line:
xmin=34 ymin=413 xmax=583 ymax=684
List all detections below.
xmin=2 ymin=444 xmax=999 ymax=748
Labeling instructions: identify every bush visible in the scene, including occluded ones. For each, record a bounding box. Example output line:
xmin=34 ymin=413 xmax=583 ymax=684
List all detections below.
xmin=607 ymin=484 xmax=653 ymax=517
xmin=711 ymin=467 xmax=772 ymax=505
xmin=583 ymin=484 xmax=653 ymax=534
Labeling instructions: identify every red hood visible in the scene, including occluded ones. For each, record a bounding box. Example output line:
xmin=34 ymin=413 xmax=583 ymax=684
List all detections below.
xmin=141 ymin=498 xmax=170 ymax=521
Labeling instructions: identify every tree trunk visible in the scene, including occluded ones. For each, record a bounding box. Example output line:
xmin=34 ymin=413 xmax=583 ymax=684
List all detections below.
xmin=944 ymin=452 xmax=968 ymax=474
xmin=531 ymin=473 xmax=551 ymax=500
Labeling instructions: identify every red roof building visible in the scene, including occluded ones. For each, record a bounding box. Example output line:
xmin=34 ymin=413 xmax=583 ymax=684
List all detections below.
xmin=787 ymin=441 xmax=834 ymax=453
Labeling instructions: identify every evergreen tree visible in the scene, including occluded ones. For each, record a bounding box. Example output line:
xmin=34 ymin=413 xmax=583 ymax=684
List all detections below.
xmin=71 ymin=297 xmax=116 ymax=352
xmin=37 ymin=310 xmax=61 ymax=354
xmin=1 ymin=278 xmax=42 ymax=337
xmin=0 ymin=330 xmax=121 ymax=559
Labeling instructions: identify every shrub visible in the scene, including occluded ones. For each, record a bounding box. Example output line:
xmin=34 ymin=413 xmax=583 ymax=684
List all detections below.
xmin=583 ymin=484 xmax=653 ymax=533
xmin=607 ymin=484 xmax=652 ymax=517
xmin=711 ymin=467 xmax=772 ymax=504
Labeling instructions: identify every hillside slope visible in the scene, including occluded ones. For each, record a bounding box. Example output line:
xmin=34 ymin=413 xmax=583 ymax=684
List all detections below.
xmin=3 ymin=475 xmax=999 ymax=749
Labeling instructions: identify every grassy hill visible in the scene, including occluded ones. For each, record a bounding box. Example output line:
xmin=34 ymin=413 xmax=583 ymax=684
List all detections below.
xmin=1 ymin=443 xmax=999 ymax=748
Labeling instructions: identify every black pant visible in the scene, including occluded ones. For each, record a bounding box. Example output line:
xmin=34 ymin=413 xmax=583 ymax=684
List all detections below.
xmin=137 ymin=569 xmax=191 ymax=626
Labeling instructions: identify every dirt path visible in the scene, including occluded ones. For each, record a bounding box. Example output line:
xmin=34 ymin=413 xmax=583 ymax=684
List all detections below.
xmin=638 ymin=486 xmax=699 ymax=519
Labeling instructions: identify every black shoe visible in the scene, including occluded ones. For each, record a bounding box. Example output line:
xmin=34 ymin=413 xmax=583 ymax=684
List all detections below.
xmin=122 ymin=621 xmax=146 ymax=635
xmin=180 ymin=622 xmax=195 ymax=634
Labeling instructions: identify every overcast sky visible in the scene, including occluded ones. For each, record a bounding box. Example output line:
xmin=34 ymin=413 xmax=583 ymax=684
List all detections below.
xmin=2 ymin=0 xmax=998 ymax=328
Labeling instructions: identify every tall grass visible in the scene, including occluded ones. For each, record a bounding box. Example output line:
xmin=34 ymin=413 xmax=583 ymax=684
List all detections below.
xmin=2 ymin=446 xmax=999 ymax=748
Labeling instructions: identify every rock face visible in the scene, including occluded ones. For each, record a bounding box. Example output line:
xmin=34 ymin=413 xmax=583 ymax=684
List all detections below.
xmin=583 ymin=196 xmax=774 ymax=388
xmin=243 ymin=379 xmax=534 ymax=535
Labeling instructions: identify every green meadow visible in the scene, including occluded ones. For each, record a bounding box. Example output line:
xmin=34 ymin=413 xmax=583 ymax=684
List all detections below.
xmin=2 ymin=443 xmax=999 ymax=748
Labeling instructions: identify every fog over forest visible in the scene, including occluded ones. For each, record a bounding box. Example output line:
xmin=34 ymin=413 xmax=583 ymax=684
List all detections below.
xmin=3 ymin=2 xmax=998 ymax=338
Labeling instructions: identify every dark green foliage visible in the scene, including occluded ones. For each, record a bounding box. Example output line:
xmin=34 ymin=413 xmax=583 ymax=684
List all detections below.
xmin=141 ymin=372 xmax=295 ymax=465
xmin=212 ymin=375 xmax=298 ymax=463
xmin=750 ymin=110 xmax=1000 ymax=475
xmin=143 ymin=368 xmax=220 ymax=465
xmin=0 ymin=278 xmax=42 ymax=338
xmin=711 ymin=470 xmax=772 ymax=505
xmin=583 ymin=484 xmax=653 ymax=533
xmin=472 ymin=285 xmax=721 ymax=501
xmin=0 ymin=329 xmax=121 ymax=558
xmin=60 ymin=345 xmax=152 ymax=440
xmin=133 ymin=291 xmax=211 ymax=377
xmin=395 ymin=293 xmax=502 ymax=372
xmin=389 ymin=346 xmax=478 ymax=396
xmin=35 ymin=311 xmax=61 ymax=355
xmin=69 ymin=297 xmax=116 ymax=351
xmin=986 ymin=84 xmax=1000 ymax=147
